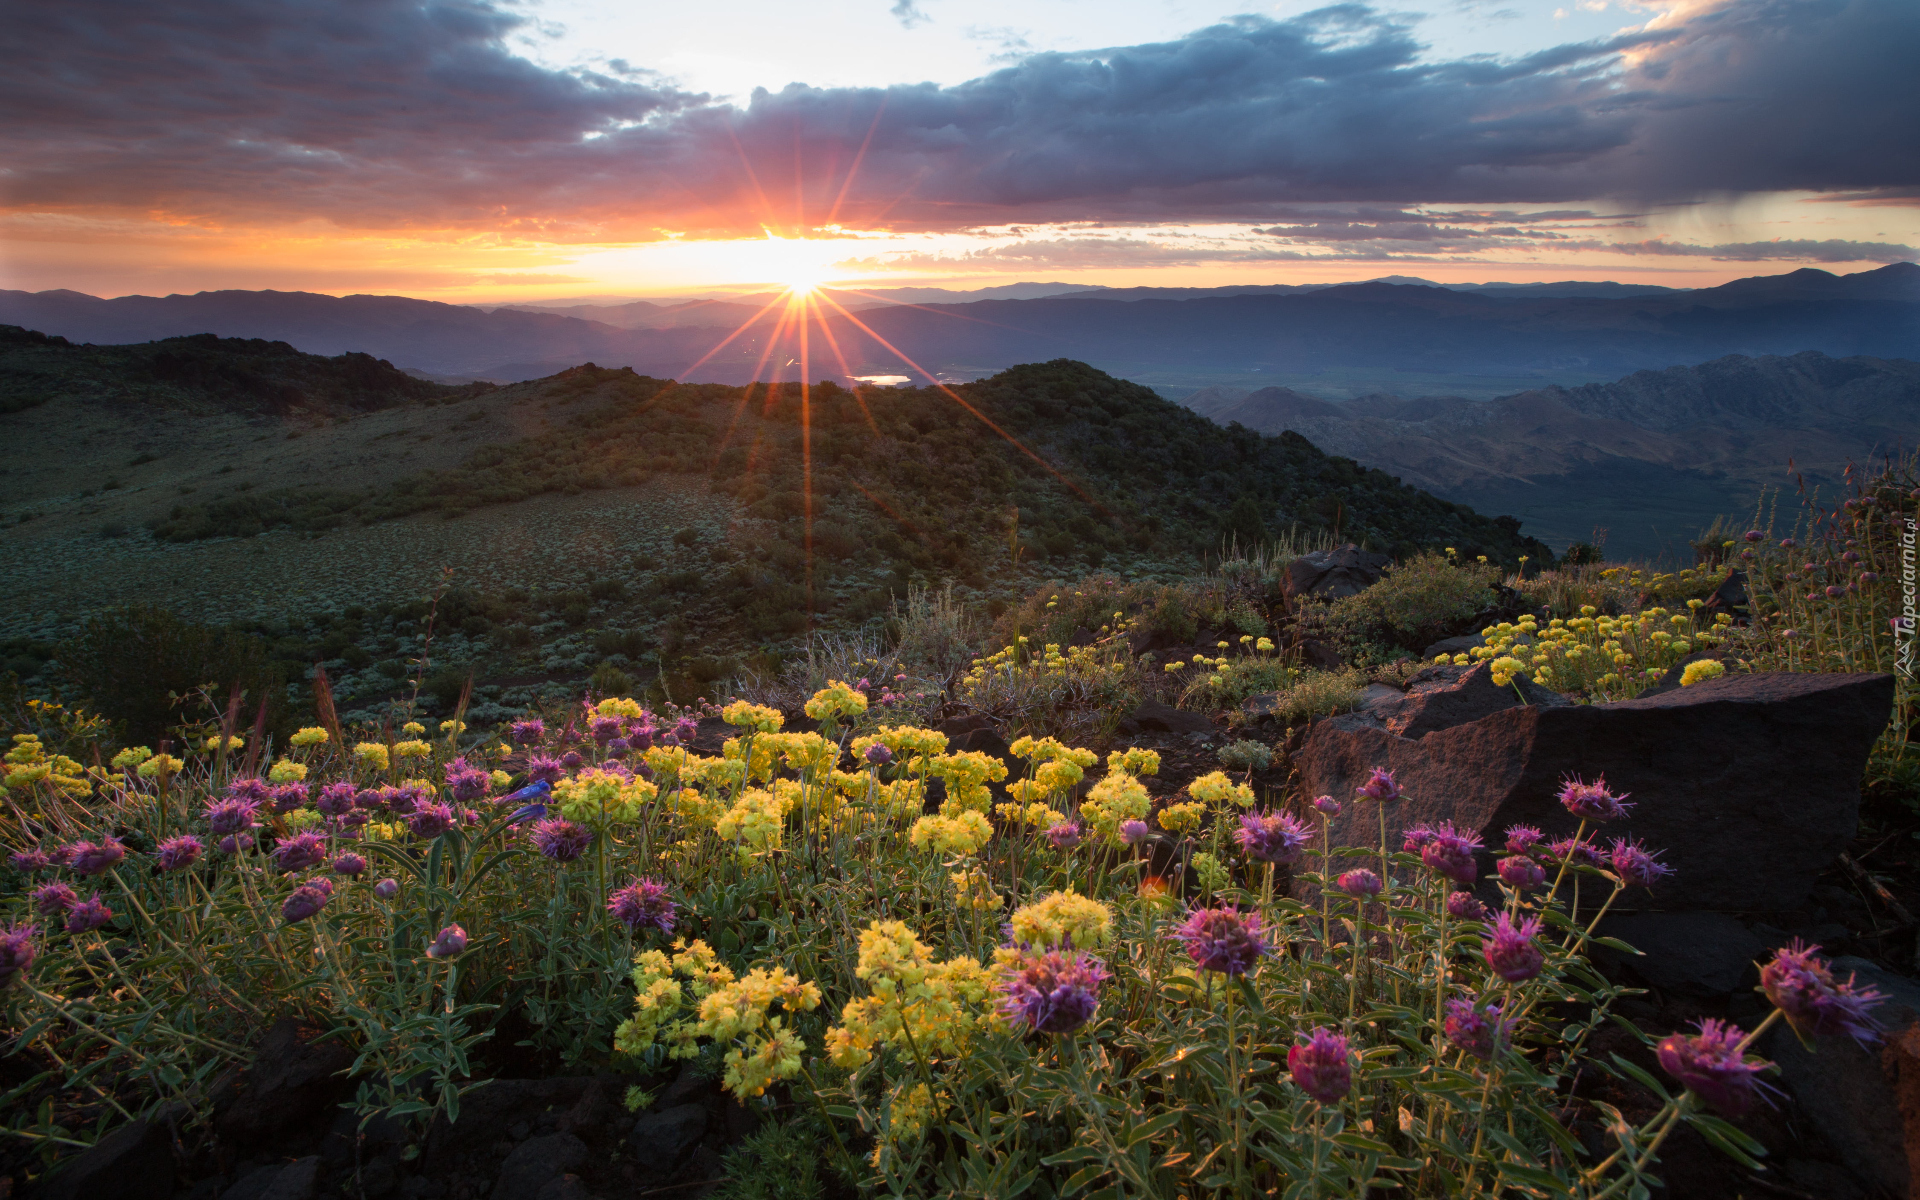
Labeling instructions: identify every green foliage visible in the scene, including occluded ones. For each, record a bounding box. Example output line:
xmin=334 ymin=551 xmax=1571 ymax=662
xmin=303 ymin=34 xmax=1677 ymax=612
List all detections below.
xmin=1306 ymin=552 xmax=1501 ymax=664
xmin=1216 ymin=738 xmax=1273 ymax=771
xmin=55 ymin=605 xmax=288 ymax=743
xmin=711 ymin=1121 xmax=828 ymax=1200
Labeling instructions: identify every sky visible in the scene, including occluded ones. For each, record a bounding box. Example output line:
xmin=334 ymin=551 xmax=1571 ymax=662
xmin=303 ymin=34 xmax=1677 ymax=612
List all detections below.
xmin=2 ymin=0 xmax=1916 ymax=301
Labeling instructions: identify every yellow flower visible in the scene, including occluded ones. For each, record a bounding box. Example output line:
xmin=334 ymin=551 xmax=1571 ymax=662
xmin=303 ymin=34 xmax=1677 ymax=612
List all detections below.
xmin=489 ymin=770 xmax=512 ymax=789
xmin=558 ymin=768 xmax=660 ymax=827
xmin=392 ymin=739 xmax=433 ymax=760
xmin=138 ymin=753 xmax=185 ymax=780
xmin=439 ymin=720 xmax=466 ymax=735
xmin=1188 ymin=770 xmax=1254 ymax=809
xmin=715 ymin=789 xmax=785 ymax=854
xmin=1009 ymin=891 xmax=1112 ymax=950
xmin=402 ymin=721 xmax=426 ymax=736
xmin=908 ymin=811 xmax=992 ymax=856
xmin=285 ymin=808 xmax=322 ymax=833
xmin=1680 ymin=659 xmax=1726 ymax=687
xmin=354 ymin=741 xmax=392 ymax=771
xmin=1157 ymin=801 xmax=1205 ymax=834
xmin=111 ymin=746 xmax=153 ymax=770
xmin=267 ymin=758 xmax=309 ymax=784
xmin=722 ymin=701 xmax=785 ymax=732
xmin=202 ymin=735 xmax=245 ymax=753
xmin=288 ymin=727 xmax=329 ymax=748
xmin=949 ymin=868 xmax=1000 ymax=911
xmin=804 ymin=680 xmax=869 ymax=721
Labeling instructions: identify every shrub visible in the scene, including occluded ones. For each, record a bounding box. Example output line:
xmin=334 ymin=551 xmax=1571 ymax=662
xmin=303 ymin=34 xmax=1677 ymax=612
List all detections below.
xmin=1306 ymin=551 xmax=1500 ymax=663
xmin=56 ymin=605 xmax=287 ymax=743
xmin=1216 ymin=738 xmax=1274 ymax=771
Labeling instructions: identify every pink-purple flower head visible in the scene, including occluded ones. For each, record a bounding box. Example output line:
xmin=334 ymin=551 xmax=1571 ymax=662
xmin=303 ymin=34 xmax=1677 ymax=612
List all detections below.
xmin=1608 ymin=838 xmax=1673 ymax=889
xmin=1173 ymin=906 xmax=1270 ymax=976
xmin=1549 ymin=838 xmax=1606 ymax=870
xmin=1288 ymin=1028 xmax=1353 ymax=1105
xmin=607 ymin=877 xmax=677 ymax=935
xmin=1044 ymin=821 xmax=1084 ymax=852
xmin=589 ymin=716 xmax=625 ymax=745
xmin=65 ymin=839 xmax=127 ymax=877
xmin=373 ymin=878 xmax=400 ymax=900
xmin=9 ymin=848 xmax=53 ymax=874
xmin=66 ymin=892 xmax=112 ymax=934
xmin=406 ymin=801 xmax=457 ymax=840
xmin=155 ymin=835 xmax=204 ymax=873
xmin=332 ymin=852 xmax=368 ymax=877
xmin=510 ymin=718 xmax=546 ymax=746
xmin=1656 ymin=1019 xmax=1777 ymax=1117
xmin=1237 ymin=811 xmax=1313 ymax=865
xmin=316 ymin=782 xmax=358 ymax=818
xmin=1483 ymin=913 xmax=1545 ymax=983
xmin=864 ymin=743 xmax=894 ymax=766
xmin=558 ymin=750 xmax=585 ymax=772
xmin=531 ymin=818 xmax=593 ymax=863
xmin=1356 ymin=767 xmax=1401 ymax=803
xmin=273 ymin=832 xmax=329 ymax=873
xmin=1744 ymin=530 xmax=1764 ymax=543
xmin=33 ymin=883 xmax=77 ymax=917
xmin=227 ymin=777 xmax=271 ymax=804
xmin=426 ymin=924 xmax=468 ymax=959
xmin=1417 ymin=822 xmax=1483 ymax=885
xmin=1761 ymin=941 xmax=1886 ymax=1045
xmin=1558 ymin=775 xmax=1632 ymax=823
xmin=205 ymin=798 xmax=259 ymax=836
xmin=1446 ymin=892 xmax=1489 ymax=922
xmin=526 ymin=755 xmax=566 ymax=785
xmin=998 ymin=946 xmax=1109 ymax=1035
xmin=1312 ymin=794 xmax=1341 ymax=817
xmin=1445 ymin=998 xmax=1510 ymax=1061
xmin=269 ymin=783 xmax=310 ymax=813
xmin=0 ymin=924 xmax=36 ymax=987
xmin=281 ymin=878 xmax=334 ymax=924
xmin=1497 ymin=855 xmax=1546 ymax=892
xmin=1118 ymin=819 xmax=1152 ymax=846
xmin=1504 ymin=824 xmax=1546 ymax=857
xmin=1336 ymin=869 xmax=1383 ymax=899
xmin=444 ymin=757 xmax=492 ymax=803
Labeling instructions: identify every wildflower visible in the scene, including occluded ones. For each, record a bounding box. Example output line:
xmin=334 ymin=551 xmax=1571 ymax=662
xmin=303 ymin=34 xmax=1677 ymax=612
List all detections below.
xmin=1558 ymin=775 xmax=1631 ymax=822
xmin=590 ymin=716 xmax=624 ymax=745
xmin=1336 ymin=869 xmax=1382 ymax=899
xmin=864 ymin=743 xmax=894 ymax=766
xmin=510 ymin=718 xmax=546 ymax=746
xmin=65 ymin=839 xmax=126 ymax=877
xmin=444 ymin=757 xmax=492 ymax=802
xmin=1236 ymin=811 xmax=1312 ymax=865
xmin=9 ymin=848 xmax=52 ymax=874
xmin=281 ymin=878 xmax=334 ymax=923
xmin=1418 ymin=822 xmax=1483 ymax=885
xmin=1312 ymin=794 xmax=1340 ymax=816
xmin=373 ymin=878 xmax=399 ymax=899
xmin=1118 ymin=819 xmax=1152 ymax=846
xmin=608 ymin=878 xmax=678 ymax=935
xmin=1549 ymin=838 xmax=1606 ymax=869
xmin=1482 ymin=913 xmax=1545 ymax=983
xmin=1189 ymin=771 xmax=1256 ymax=809
xmin=155 ymin=835 xmax=204 ymax=873
xmin=33 ymin=882 xmax=78 ymax=917
xmin=1010 ymin=892 xmax=1114 ymax=950
xmin=1288 ymin=1028 xmax=1353 ymax=1104
xmin=0 ymin=924 xmax=35 ymax=987
xmin=721 ymin=701 xmax=784 ymax=732
xmin=1444 ymin=998 xmax=1510 ymax=1061
xmin=1497 ymin=855 xmax=1546 ymax=892
xmin=111 ymin=746 xmax=154 ymax=770
xmin=559 ymin=749 xmax=585 ymax=771
xmin=267 ymin=758 xmax=309 ymax=785
xmin=66 ymin=892 xmax=113 ymax=933
xmin=1609 ymin=838 xmax=1673 ymax=889
xmin=1157 ymin=801 xmax=1206 ymax=834
xmin=1044 ymin=821 xmax=1084 ymax=851
xmin=1173 ymin=906 xmax=1269 ymax=976
xmin=426 ymin=924 xmax=468 ymax=959
xmin=998 ymin=946 xmax=1108 ymax=1034
xmin=1761 ymin=941 xmax=1886 ymax=1045
xmin=805 ymin=680 xmax=869 ymax=721
xmin=269 ymin=782 xmax=309 ymax=813
xmin=1447 ymin=892 xmax=1489 ymax=921
xmin=530 ymin=818 xmax=594 ymax=862
xmin=406 ymin=801 xmax=457 ymax=840
xmin=137 ymin=753 xmax=185 ymax=781
xmin=206 ymin=797 xmax=260 ymax=836
xmin=289 ymin=727 xmax=329 ymax=748
xmin=217 ymin=835 xmax=251 ymax=855
xmin=353 ymin=741 xmax=392 ymax=772
xmin=332 ymin=852 xmax=367 ymax=877
xmin=313 ymin=782 xmax=355 ymax=819
xmin=1680 ymin=659 xmax=1726 ymax=687
xmin=1356 ymin=767 xmax=1401 ymax=802
xmin=1656 ymin=1019 xmax=1776 ymax=1117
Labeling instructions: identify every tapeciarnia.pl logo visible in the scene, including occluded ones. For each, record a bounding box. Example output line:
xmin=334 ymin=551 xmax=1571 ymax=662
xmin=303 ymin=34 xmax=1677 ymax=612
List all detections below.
xmin=1898 ymin=515 xmax=1916 ymax=679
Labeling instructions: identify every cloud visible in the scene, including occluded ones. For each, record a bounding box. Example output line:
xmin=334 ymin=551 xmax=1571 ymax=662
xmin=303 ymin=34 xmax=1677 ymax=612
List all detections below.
xmin=4 ymin=0 xmax=1916 ymax=240
xmin=889 ymin=0 xmax=931 ymax=29
xmin=1603 ymin=237 xmax=1919 ymax=261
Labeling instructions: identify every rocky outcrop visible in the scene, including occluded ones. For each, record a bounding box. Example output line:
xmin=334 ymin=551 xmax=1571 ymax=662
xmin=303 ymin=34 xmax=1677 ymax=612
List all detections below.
xmin=1283 ymin=544 xmax=1390 ymax=602
xmin=1294 ymin=663 xmax=1895 ymax=911
xmin=214 ymin=1019 xmax=355 ymax=1150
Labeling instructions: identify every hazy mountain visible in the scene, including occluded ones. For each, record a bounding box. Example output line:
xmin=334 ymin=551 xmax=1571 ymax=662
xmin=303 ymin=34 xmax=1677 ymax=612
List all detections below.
xmin=483 ymin=282 xmax=1104 ymax=328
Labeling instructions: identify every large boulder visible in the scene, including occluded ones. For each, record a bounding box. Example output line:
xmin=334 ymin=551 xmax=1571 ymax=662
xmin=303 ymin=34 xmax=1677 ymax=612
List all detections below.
xmin=1294 ymin=663 xmax=1894 ymax=911
xmin=214 ymin=1020 xmax=355 ymax=1149
xmin=32 ymin=1117 xmax=175 ymax=1200
xmin=1282 ymin=544 xmax=1390 ymax=602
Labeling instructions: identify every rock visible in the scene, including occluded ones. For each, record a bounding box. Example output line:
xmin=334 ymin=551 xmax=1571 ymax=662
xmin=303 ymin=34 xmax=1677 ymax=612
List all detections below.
xmin=425 ymin=1079 xmax=593 ymax=1162
xmin=1282 ymin=544 xmax=1391 ymax=602
xmin=214 ymin=1019 xmax=355 ymax=1148
xmin=626 ymin=1105 xmax=707 ymax=1180
xmin=1294 ymin=664 xmax=1894 ymax=911
xmin=1297 ymin=638 xmax=1346 ymax=671
xmin=255 ymin=1158 xmax=320 ymax=1200
xmin=534 ymin=1177 xmax=594 ymax=1200
xmin=33 ymin=1117 xmax=175 ymax=1200
xmin=1129 ymin=699 xmax=1214 ymax=736
xmin=491 ymin=1134 xmax=587 ymax=1200
xmin=1703 ymin=568 xmax=1749 ymax=616
xmin=1592 ymin=912 xmax=1764 ymax=995
xmin=1421 ymin=633 xmax=1484 ymax=661
xmin=1768 ymin=956 xmax=1920 ymax=1199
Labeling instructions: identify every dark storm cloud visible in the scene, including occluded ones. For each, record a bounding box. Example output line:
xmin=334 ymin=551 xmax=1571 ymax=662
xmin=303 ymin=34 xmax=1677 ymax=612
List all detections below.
xmin=3 ymin=0 xmax=1915 ymax=236
xmin=1604 ymin=238 xmax=1919 ymax=262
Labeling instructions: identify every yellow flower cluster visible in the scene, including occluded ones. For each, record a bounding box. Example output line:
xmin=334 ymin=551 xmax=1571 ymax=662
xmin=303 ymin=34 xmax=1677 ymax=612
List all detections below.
xmin=1157 ymin=800 xmax=1205 ymax=834
xmin=994 ymin=800 xmax=1066 ymax=829
xmin=824 ymin=920 xmax=994 ymax=1070
xmin=555 ymin=767 xmax=659 ymax=826
xmin=930 ymin=751 xmax=1007 ymax=814
xmin=803 ymin=680 xmax=868 ymax=721
xmin=617 ymin=941 xmax=817 ymax=1098
xmin=267 ymin=758 xmax=309 ymax=784
xmin=1106 ymin=747 xmax=1161 ymax=777
xmin=137 ymin=753 xmax=185 ymax=781
xmin=289 ymin=727 xmax=330 ymax=748
xmin=715 ymin=788 xmax=786 ymax=855
xmin=1680 ymin=659 xmax=1727 ymax=687
xmin=852 ymin=725 xmax=950 ymax=762
xmin=1470 ymin=604 xmax=1733 ymax=698
xmin=3 ymin=735 xmax=92 ymax=798
xmin=1188 ymin=770 xmax=1255 ymax=809
xmin=392 ymin=739 xmax=434 ymax=761
xmin=111 ymin=746 xmax=153 ymax=770
xmin=949 ymin=868 xmax=1000 ymax=911
xmin=907 ymin=811 xmax=992 ymax=857
xmin=721 ymin=700 xmax=784 ymax=732
xmin=596 ymin=697 xmax=646 ymax=719
xmin=1078 ymin=770 xmax=1150 ymax=841
xmin=353 ymin=741 xmax=392 ymax=772
xmin=1008 ymin=891 xmax=1113 ymax=950
xmin=1190 ymin=852 xmax=1230 ymax=893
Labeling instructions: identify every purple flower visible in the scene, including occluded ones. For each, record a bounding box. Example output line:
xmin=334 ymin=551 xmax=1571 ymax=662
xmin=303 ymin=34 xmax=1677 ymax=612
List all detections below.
xmin=1356 ymin=767 xmax=1401 ymax=803
xmin=1558 ymin=775 xmax=1631 ymax=822
xmin=1446 ymin=892 xmax=1488 ymax=922
xmin=510 ymin=718 xmax=547 ymax=746
xmin=269 ymin=782 xmax=310 ymax=813
xmin=406 ymin=801 xmax=457 ymax=840
xmin=1761 ymin=941 xmax=1886 ymax=1045
xmin=1288 ymin=1028 xmax=1353 ymax=1105
xmin=1780 ymin=537 xmax=1797 ymax=548
xmin=45 ymin=844 xmax=76 ymax=867
xmin=426 ymin=924 xmax=468 ymax=959
xmin=0 ymin=924 xmax=36 ymax=987
xmin=1402 ymin=824 xmax=1439 ymax=853
xmin=1173 ymin=906 xmax=1269 ymax=976
xmin=1497 ymin=855 xmax=1546 ymax=892
xmin=607 ymin=877 xmax=677 ymax=935
xmin=864 ymin=743 xmax=894 ymax=766
xmin=65 ymin=839 xmax=127 ymax=877
xmin=274 ymin=832 xmax=329 ymax=873
xmin=386 ymin=785 xmax=429 ymax=816
xmin=1312 ymin=794 xmax=1341 ymax=817
xmin=530 ymin=818 xmax=593 ymax=863
xmin=1044 ymin=821 xmax=1084 ymax=851
xmin=373 ymin=878 xmax=399 ymax=900
xmin=1418 ymin=822 xmax=1483 ymax=885
xmin=526 ymin=755 xmax=566 ymax=784
xmin=66 ymin=893 xmax=112 ymax=934
xmin=1236 ymin=811 xmax=1313 ymax=865
xmin=1744 ymin=530 xmax=1764 ymax=543
xmin=317 ymin=783 xmax=358 ymax=818
xmin=1548 ymin=838 xmax=1606 ymax=869
xmin=1503 ymin=824 xmax=1545 ymax=857
xmin=1656 ymin=1019 xmax=1776 ymax=1117
xmin=998 ymin=946 xmax=1108 ymax=1034
xmin=281 ymin=878 xmax=334 ymax=924
xmin=444 ymin=757 xmax=492 ymax=802
xmin=671 ymin=717 xmax=699 ymax=745
xmin=1609 ymin=838 xmax=1673 ymax=889
xmin=155 ymin=835 xmax=204 ymax=873
xmin=332 ymin=853 xmax=368 ymax=878
xmin=32 ymin=882 xmax=77 ymax=917
xmin=1118 ymin=819 xmax=1152 ymax=846
xmin=1336 ymin=869 xmax=1382 ymax=899
xmin=205 ymin=798 xmax=260 ymax=836
xmin=217 ymin=834 xmax=252 ymax=856
xmin=589 ymin=716 xmax=624 ymax=745
xmin=1444 ymin=998 xmax=1510 ymax=1061
xmin=1482 ymin=913 xmax=1544 ymax=983
xmin=627 ymin=720 xmax=655 ymax=752
xmin=558 ymin=750 xmax=585 ymax=772
xmin=227 ymin=777 xmax=271 ymax=804
xmin=9 ymin=849 xmax=52 ymax=874
xmin=605 ymin=737 xmax=631 ymax=759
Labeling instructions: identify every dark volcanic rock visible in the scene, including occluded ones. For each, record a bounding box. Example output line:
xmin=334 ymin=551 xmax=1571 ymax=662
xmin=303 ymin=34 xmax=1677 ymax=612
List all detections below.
xmin=1282 ymin=544 xmax=1391 ymax=601
xmin=492 ymin=1134 xmax=587 ymax=1200
xmin=1129 ymin=699 xmax=1214 ymax=736
xmin=626 ymin=1105 xmax=707 ymax=1180
xmin=33 ymin=1116 xmax=175 ymax=1200
xmin=214 ymin=1020 xmax=354 ymax=1148
xmin=1295 ymin=664 xmax=1893 ymax=911
xmin=1592 ymin=912 xmax=1764 ymax=995
xmin=425 ymin=1079 xmax=593 ymax=1161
